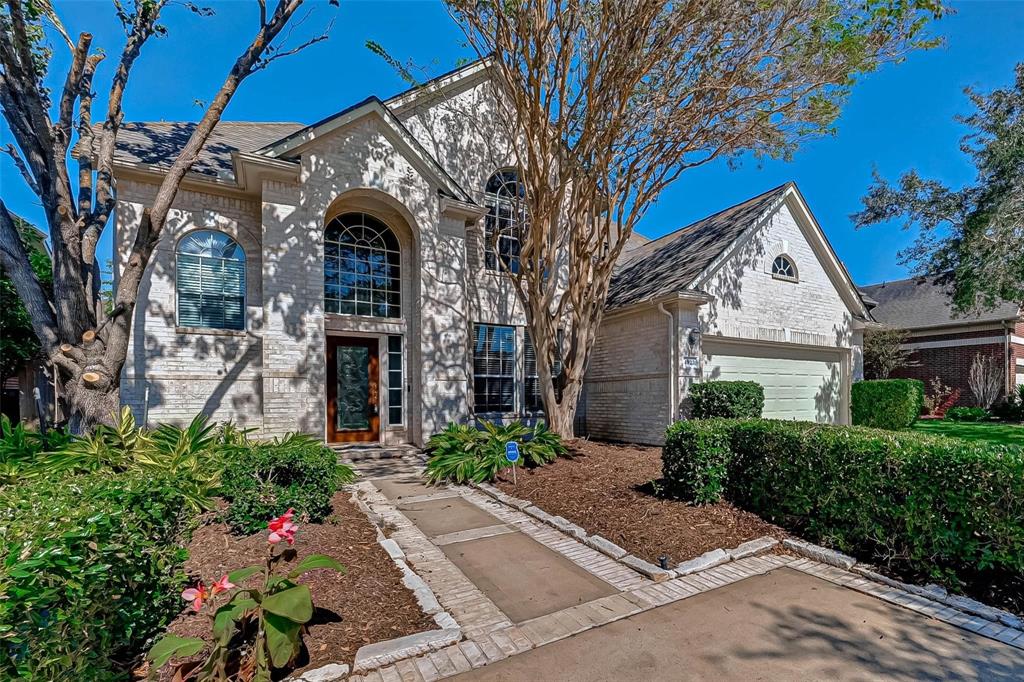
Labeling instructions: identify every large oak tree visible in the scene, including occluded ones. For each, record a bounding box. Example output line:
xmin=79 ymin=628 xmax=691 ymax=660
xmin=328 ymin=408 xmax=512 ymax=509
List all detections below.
xmin=447 ymin=0 xmax=945 ymax=437
xmin=0 ymin=0 xmax=335 ymax=429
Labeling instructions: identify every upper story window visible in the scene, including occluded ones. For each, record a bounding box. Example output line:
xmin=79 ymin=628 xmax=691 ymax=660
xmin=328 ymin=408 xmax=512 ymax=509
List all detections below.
xmin=324 ymin=212 xmax=401 ymax=318
xmin=483 ymin=169 xmax=525 ymax=274
xmin=771 ymin=254 xmax=798 ymax=281
xmin=176 ymin=230 xmax=245 ymax=330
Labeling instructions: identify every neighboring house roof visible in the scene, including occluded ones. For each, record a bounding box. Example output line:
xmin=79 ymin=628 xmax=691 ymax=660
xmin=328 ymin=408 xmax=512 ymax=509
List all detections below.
xmin=112 ymin=121 xmax=304 ymax=181
xmin=859 ymin=276 xmax=1021 ymax=330
xmin=608 ymin=184 xmax=790 ymax=308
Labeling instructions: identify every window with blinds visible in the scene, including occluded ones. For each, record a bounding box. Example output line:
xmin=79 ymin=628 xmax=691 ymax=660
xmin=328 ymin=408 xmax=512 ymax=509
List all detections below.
xmin=473 ymin=324 xmax=516 ymax=413
xmin=176 ymin=230 xmax=245 ymax=330
xmin=524 ymin=330 xmax=563 ymax=413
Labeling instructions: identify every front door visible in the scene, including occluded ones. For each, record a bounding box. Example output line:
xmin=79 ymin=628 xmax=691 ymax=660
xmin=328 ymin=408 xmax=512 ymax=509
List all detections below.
xmin=327 ymin=337 xmax=380 ymax=442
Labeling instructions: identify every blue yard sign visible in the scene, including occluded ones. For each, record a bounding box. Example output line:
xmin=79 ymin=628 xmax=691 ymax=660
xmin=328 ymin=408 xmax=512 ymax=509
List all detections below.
xmin=505 ymin=441 xmax=521 ymax=463
xmin=505 ymin=441 xmax=520 ymax=484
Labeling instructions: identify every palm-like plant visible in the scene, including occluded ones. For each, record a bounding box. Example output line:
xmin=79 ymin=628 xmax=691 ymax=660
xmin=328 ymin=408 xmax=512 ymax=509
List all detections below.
xmin=424 ymin=419 xmax=567 ymax=484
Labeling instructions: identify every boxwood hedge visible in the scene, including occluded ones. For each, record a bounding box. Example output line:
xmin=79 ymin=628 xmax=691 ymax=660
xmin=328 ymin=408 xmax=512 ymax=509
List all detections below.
xmin=688 ymin=380 xmax=764 ymax=419
xmin=663 ymin=418 xmax=1024 ymax=590
xmin=851 ymin=378 xmax=923 ymax=429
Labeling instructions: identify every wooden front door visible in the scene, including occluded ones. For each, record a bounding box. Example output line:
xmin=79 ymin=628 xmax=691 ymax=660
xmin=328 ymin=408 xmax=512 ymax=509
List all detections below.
xmin=326 ymin=337 xmax=380 ymax=442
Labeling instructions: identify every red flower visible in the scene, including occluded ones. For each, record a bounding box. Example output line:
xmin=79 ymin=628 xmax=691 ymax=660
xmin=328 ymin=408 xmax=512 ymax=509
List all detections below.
xmin=210 ymin=574 xmax=235 ymax=596
xmin=182 ymin=583 xmax=210 ymax=611
xmin=267 ymin=508 xmax=297 ymax=545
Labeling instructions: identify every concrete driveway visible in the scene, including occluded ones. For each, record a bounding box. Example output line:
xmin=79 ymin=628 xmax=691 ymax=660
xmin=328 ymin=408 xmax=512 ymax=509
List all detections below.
xmin=455 ymin=567 xmax=1024 ymax=681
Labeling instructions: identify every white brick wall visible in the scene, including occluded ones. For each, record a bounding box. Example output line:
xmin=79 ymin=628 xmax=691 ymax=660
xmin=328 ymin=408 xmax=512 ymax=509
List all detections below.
xmin=116 ymin=179 xmax=265 ymax=428
xmin=580 ymin=306 xmax=672 ymax=444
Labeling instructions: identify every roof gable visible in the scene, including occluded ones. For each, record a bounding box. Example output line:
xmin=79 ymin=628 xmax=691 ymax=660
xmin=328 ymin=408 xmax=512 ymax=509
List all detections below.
xmin=608 ymin=183 xmax=870 ymax=319
xmin=607 ymin=184 xmax=789 ymax=308
xmin=253 ymin=97 xmax=472 ymax=202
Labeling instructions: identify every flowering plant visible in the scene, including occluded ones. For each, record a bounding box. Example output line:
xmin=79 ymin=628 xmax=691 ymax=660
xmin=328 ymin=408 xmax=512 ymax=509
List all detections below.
xmin=147 ymin=509 xmax=344 ymax=681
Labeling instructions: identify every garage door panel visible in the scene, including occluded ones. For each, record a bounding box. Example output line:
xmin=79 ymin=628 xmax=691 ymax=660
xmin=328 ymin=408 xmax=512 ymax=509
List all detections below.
xmin=702 ymin=341 xmax=844 ymax=423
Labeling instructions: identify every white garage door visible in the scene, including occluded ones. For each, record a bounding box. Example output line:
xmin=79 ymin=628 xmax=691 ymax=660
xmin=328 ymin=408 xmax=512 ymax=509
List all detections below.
xmin=702 ymin=340 xmax=846 ymax=423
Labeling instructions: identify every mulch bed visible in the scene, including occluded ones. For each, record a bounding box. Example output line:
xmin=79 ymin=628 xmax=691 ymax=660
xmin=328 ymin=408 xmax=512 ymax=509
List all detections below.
xmin=158 ymin=491 xmax=434 ymax=679
xmin=495 ymin=440 xmax=787 ymax=566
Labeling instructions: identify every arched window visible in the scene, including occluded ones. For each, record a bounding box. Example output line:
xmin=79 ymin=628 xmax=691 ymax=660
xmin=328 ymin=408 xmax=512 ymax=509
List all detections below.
xmin=324 ymin=212 xmax=401 ymax=318
xmin=176 ymin=230 xmax=245 ymax=330
xmin=483 ymin=169 xmax=525 ymax=273
xmin=771 ymin=254 xmax=797 ymax=281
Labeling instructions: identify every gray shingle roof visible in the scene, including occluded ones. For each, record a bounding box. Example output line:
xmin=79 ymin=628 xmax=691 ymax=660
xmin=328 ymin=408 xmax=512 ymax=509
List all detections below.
xmin=859 ymin=276 xmax=1020 ymax=329
xmin=607 ymin=183 xmax=790 ymax=308
xmin=113 ymin=121 xmax=304 ymax=180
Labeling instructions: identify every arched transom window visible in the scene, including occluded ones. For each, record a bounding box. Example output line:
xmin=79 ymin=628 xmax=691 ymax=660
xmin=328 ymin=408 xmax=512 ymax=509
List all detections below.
xmin=324 ymin=212 xmax=401 ymax=318
xmin=483 ymin=169 xmax=525 ymax=274
xmin=176 ymin=230 xmax=245 ymax=330
xmin=771 ymin=254 xmax=797 ymax=281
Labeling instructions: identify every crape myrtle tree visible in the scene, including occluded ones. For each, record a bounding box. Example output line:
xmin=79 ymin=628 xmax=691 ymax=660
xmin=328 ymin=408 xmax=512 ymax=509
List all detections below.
xmin=854 ymin=63 xmax=1024 ymax=314
xmin=0 ymin=0 xmax=336 ymax=430
xmin=863 ymin=325 xmax=916 ymax=379
xmin=446 ymin=0 xmax=945 ymax=437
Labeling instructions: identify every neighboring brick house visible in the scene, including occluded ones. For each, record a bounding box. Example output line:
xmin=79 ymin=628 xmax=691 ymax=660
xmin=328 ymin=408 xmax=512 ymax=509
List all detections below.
xmin=859 ymin=276 xmax=1024 ymax=406
xmin=111 ymin=60 xmax=870 ymax=446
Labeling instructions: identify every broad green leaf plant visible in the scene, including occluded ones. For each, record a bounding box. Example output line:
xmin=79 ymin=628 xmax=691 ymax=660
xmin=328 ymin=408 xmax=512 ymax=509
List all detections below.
xmin=147 ymin=509 xmax=344 ymax=681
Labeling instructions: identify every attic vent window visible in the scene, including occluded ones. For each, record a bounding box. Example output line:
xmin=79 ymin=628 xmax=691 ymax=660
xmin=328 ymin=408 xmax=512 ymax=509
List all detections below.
xmin=771 ymin=255 xmax=798 ymax=282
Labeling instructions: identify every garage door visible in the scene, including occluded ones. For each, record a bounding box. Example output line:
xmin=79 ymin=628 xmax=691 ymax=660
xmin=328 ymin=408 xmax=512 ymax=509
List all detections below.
xmin=702 ymin=340 xmax=845 ymax=423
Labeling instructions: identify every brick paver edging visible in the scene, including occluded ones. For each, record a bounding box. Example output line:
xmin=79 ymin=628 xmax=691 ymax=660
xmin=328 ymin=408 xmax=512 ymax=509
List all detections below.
xmin=470 ymin=482 xmax=779 ymax=582
xmin=786 ymin=558 xmax=1024 ymax=650
xmin=292 ymin=486 xmax=464 ymax=681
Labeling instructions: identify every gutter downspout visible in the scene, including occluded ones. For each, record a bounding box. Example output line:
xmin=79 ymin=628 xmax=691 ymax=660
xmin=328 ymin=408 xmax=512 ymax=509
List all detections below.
xmin=658 ymin=302 xmax=679 ymax=422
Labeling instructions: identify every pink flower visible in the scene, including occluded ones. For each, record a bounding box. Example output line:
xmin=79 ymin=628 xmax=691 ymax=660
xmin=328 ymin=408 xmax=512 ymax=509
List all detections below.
xmin=210 ymin=574 xmax=235 ymax=596
xmin=267 ymin=509 xmax=298 ymax=545
xmin=181 ymin=583 xmax=210 ymax=611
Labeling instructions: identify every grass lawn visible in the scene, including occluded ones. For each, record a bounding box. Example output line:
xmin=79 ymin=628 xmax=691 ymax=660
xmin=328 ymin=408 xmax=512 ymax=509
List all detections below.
xmin=912 ymin=419 xmax=1024 ymax=447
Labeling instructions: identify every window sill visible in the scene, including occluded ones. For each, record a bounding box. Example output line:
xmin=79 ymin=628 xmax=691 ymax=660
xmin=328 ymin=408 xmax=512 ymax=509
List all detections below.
xmin=771 ymin=274 xmax=799 ymax=283
xmin=176 ymin=326 xmax=248 ymax=337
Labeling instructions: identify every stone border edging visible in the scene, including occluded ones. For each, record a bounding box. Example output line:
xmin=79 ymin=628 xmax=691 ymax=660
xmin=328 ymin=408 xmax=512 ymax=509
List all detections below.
xmin=473 ymin=482 xmax=1024 ymax=641
xmin=471 ymin=482 xmax=779 ymax=583
xmin=290 ymin=487 xmax=464 ymax=681
xmin=781 ymin=537 xmax=1024 ymax=632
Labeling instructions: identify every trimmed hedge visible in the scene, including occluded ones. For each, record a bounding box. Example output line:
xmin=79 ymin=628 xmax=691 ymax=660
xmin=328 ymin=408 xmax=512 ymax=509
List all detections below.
xmin=662 ymin=418 xmax=1024 ymax=589
xmin=851 ymin=378 xmax=923 ymax=429
xmin=221 ymin=433 xmax=355 ymax=534
xmin=0 ymin=472 xmax=194 ymax=681
xmin=945 ymin=406 xmax=990 ymax=422
xmin=689 ymin=380 xmax=764 ymax=419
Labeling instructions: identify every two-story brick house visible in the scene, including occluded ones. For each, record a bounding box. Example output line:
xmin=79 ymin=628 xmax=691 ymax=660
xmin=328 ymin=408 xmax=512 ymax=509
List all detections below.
xmin=112 ymin=60 xmax=871 ymax=446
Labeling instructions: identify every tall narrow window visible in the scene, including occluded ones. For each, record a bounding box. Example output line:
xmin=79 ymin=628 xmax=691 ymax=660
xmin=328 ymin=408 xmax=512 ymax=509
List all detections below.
xmin=387 ymin=335 xmax=404 ymax=426
xmin=324 ymin=212 xmax=401 ymax=318
xmin=524 ymin=330 xmax=563 ymax=413
xmin=176 ymin=230 xmax=245 ymax=330
xmin=483 ymin=169 xmax=524 ymax=273
xmin=473 ymin=324 xmax=516 ymax=413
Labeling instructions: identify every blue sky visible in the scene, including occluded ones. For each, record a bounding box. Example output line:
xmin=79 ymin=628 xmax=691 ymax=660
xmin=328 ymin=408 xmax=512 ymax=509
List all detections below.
xmin=2 ymin=0 xmax=1023 ymax=286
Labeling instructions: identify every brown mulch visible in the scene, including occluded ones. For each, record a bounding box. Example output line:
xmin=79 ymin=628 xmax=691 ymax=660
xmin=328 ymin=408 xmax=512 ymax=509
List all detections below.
xmin=160 ymin=491 xmax=434 ymax=678
xmin=494 ymin=440 xmax=787 ymax=566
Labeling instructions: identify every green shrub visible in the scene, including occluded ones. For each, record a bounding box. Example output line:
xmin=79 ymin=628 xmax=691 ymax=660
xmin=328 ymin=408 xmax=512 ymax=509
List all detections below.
xmin=425 ymin=420 xmax=567 ymax=484
xmin=221 ymin=433 xmax=355 ymax=534
xmin=663 ymin=420 xmax=735 ymax=503
xmin=0 ymin=471 xmax=194 ymax=681
xmin=945 ymin=406 xmax=990 ymax=422
xmin=0 ymin=416 xmax=72 ymax=485
xmin=688 ymin=381 xmax=764 ymax=419
xmin=851 ymin=378 xmax=923 ymax=429
xmin=661 ymin=418 xmax=1024 ymax=590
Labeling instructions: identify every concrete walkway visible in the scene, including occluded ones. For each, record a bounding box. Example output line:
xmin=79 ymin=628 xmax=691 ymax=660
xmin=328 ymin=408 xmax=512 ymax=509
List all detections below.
xmin=346 ymin=455 xmax=1024 ymax=681
xmin=454 ymin=567 xmax=1024 ymax=681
